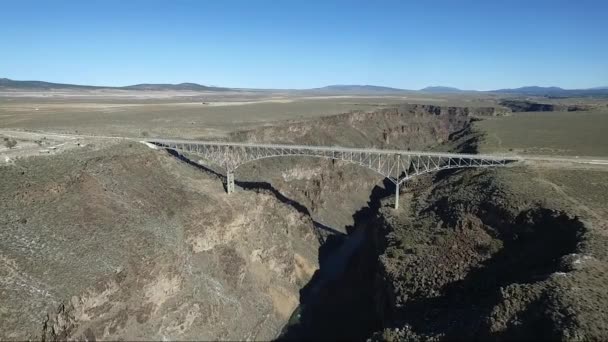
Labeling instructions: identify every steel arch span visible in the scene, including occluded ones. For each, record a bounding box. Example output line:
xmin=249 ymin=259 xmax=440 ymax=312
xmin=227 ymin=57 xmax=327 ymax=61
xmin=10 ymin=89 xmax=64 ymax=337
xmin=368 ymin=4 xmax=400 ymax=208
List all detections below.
xmin=150 ymin=139 xmax=520 ymax=209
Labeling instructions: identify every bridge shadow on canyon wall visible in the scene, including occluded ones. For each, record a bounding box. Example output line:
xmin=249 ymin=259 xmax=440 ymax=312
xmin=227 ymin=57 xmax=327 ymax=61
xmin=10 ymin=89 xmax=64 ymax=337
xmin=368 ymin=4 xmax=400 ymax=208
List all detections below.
xmin=165 ymin=149 xmax=344 ymax=243
xmin=164 ymin=148 xmax=394 ymax=340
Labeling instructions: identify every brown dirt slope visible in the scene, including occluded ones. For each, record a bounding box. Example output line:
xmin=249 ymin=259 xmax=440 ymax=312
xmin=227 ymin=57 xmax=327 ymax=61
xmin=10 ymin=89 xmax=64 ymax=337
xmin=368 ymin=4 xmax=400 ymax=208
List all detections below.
xmin=0 ymin=143 xmax=319 ymax=340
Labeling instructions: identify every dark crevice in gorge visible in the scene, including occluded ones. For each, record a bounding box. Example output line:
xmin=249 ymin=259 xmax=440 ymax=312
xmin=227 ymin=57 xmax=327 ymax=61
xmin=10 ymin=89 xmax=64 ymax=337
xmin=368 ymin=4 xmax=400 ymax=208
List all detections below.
xmin=278 ymin=179 xmax=396 ymax=341
xmin=166 ymin=147 xmax=395 ymax=340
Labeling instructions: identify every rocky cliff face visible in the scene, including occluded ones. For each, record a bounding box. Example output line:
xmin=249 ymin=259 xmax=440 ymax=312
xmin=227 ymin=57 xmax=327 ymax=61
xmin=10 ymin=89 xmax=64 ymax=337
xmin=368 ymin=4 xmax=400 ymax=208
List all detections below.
xmin=274 ymin=113 xmax=608 ymax=341
xmin=229 ymin=104 xmax=476 ymax=230
xmin=278 ymin=156 xmax=608 ymax=341
xmin=0 ymin=144 xmax=319 ymax=340
xmin=363 ymin=150 xmax=608 ymax=340
xmin=230 ymin=104 xmax=489 ymax=148
xmin=368 ymin=167 xmax=605 ymax=340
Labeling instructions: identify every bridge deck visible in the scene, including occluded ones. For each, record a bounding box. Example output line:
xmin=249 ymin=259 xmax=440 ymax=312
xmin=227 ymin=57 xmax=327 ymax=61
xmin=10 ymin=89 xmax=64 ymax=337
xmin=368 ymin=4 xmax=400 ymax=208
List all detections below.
xmin=147 ymin=138 xmax=608 ymax=209
xmin=148 ymin=138 xmax=520 ymax=161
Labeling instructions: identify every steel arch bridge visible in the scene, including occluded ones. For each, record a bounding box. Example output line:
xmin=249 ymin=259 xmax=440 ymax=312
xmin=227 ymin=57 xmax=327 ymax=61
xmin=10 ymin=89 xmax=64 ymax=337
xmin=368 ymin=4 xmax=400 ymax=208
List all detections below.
xmin=149 ymin=139 xmax=520 ymax=209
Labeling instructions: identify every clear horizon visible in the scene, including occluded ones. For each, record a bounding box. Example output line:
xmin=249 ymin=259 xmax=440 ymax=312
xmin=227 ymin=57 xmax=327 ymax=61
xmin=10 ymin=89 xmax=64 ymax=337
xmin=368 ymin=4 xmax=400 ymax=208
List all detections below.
xmin=1 ymin=0 xmax=607 ymax=90
xmin=2 ymin=76 xmax=607 ymax=91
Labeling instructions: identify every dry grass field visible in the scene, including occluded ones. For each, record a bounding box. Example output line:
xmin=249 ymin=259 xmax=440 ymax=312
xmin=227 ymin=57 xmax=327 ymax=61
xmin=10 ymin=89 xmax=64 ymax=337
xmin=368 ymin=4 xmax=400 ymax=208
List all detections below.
xmin=0 ymin=97 xmax=383 ymax=139
xmin=476 ymin=109 xmax=608 ymax=157
xmin=476 ymin=108 xmax=608 ymax=229
xmin=0 ymin=90 xmax=500 ymax=139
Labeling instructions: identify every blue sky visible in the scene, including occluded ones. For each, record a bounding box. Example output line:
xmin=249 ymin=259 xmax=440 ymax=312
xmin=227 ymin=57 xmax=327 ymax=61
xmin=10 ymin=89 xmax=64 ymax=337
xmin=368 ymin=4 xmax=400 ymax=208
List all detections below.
xmin=1 ymin=0 xmax=606 ymax=90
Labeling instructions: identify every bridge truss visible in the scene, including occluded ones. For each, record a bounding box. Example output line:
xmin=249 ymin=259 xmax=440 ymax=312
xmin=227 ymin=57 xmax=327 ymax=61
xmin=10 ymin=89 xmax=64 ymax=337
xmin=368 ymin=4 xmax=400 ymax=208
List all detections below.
xmin=150 ymin=139 xmax=518 ymax=209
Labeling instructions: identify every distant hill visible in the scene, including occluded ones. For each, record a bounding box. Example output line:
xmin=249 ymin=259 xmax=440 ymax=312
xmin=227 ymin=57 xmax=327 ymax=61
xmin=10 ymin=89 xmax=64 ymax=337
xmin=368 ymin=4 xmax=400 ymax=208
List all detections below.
xmin=0 ymin=78 xmax=232 ymax=92
xmin=2 ymin=77 xmax=608 ymax=97
xmin=0 ymin=78 xmax=105 ymax=90
xmin=311 ymin=84 xmax=410 ymax=93
xmin=122 ymin=83 xmax=231 ymax=91
xmin=419 ymin=86 xmax=469 ymax=93
xmin=490 ymin=86 xmax=608 ymax=97
xmin=491 ymin=86 xmax=565 ymax=95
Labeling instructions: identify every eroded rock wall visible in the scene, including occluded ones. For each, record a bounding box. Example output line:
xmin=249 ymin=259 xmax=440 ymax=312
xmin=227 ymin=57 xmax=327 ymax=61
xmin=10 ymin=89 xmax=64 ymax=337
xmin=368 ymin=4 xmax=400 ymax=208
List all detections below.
xmin=0 ymin=144 xmax=320 ymax=341
xmin=229 ymin=104 xmax=475 ymax=230
xmin=369 ymin=167 xmax=608 ymax=341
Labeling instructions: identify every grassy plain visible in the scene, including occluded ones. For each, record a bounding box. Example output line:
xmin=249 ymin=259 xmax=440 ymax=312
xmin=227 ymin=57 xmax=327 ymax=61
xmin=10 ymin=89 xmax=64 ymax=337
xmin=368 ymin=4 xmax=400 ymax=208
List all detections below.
xmin=0 ymin=98 xmax=385 ymax=139
xmin=0 ymin=90 xmax=499 ymax=139
xmin=476 ymin=110 xmax=608 ymax=157
xmin=476 ymin=109 xmax=608 ymax=227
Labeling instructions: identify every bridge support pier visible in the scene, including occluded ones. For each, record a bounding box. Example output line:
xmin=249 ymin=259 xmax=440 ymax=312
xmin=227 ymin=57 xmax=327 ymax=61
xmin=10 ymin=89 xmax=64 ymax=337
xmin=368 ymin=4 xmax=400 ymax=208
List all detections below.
xmin=394 ymin=182 xmax=400 ymax=210
xmin=226 ymin=169 xmax=235 ymax=194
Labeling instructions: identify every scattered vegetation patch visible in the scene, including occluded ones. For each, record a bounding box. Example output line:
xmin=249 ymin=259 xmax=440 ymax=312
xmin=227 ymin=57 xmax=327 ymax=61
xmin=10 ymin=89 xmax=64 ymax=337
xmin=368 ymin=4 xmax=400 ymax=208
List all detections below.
xmin=368 ymin=164 xmax=606 ymax=341
xmin=499 ymin=100 xmax=592 ymax=113
xmin=499 ymin=100 xmax=556 ymax=112
xmin=3 ymin=137 xmax=17 ymax=149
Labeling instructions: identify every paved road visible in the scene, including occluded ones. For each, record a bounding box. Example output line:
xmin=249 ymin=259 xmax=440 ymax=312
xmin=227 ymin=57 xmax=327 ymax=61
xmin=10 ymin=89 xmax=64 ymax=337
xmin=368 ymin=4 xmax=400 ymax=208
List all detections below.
xmin=519 ymin=155 xmax=608 ymax=166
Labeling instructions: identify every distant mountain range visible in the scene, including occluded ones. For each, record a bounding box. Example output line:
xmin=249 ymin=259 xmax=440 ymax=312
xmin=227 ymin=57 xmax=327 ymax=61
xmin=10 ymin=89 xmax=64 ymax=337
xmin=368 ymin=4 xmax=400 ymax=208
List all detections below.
xmin=421 ymin=85 xmax=608 ymax=96
xmin=418 ymin=85 xmax=608 ymax=96
xmin=301 ymin=84 xmax=608 ymax=97
xmin=0 ymin=78 xmax=231 ymax=92
xmin=1 ymin=78 xmax=607 ymax=96
xmin=419 ymin=86 xmax=472 ymax=93
xmin=310 ymin=84 xmax=409 ymax=93
xmin=122 ymin=83 xmax=230 ymax=91
xmin=489 ymin=86 xmax=608 ymax=97
xmin=0 ymin=78 xmax=103 ymax=90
